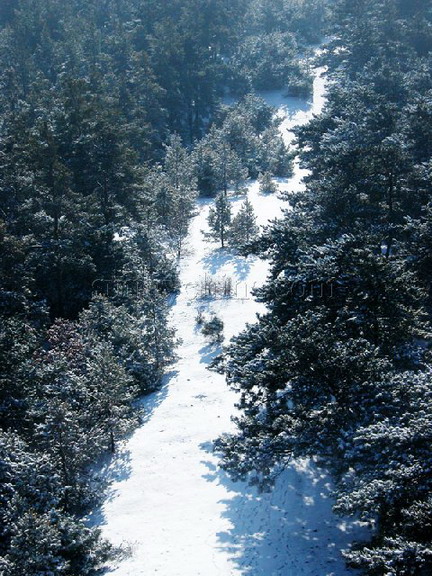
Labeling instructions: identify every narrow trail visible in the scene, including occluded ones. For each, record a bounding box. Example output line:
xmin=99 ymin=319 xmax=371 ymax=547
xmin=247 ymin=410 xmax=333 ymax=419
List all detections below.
xmin=91 ymin=69 xmax=366 ymax=576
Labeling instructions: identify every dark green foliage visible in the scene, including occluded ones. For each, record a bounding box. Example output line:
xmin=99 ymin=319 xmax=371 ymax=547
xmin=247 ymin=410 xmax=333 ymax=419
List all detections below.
xmin=201 ymin=315 xmax=225 ymax=343
xmin=79 ymin=293 xmax=175 ymax=395
xmin=245 ymin=0 xmax=330 ymax=43
xmin=0 ymin=432 xmax=110 ymax=575
xmin=193 ymin=94 xmax=293 ymax=196
xmin=258 ymin=171 xmax=278 ymax=194
xmin=27 ymin=319 xmax=140 ymax=509
xmin=206 ymin=193 xmax=232 ymax=248
xmin=229 ymin=198 xmax=260 ymax=248
xmin=406 ymin=202 xmax=432 ymax=302
xmin=216 ymin=1 xmax=432 ymax=574
xmin=226 ymin=0 xmax=330 ymax=94
xmin=148 ymin=134 xmax=198 ymax=256
xmin=229 ymin=31 xmax=311 ymax=94
xmin=193 ymin=131 xmax=248 ymax=197
xmin=336 ymin=370 xmax=432 ymax=574
xmin=0 ymin=0 xmax=328 ymax=573
xmin=0 ymin=315 xmax=40 ymax=430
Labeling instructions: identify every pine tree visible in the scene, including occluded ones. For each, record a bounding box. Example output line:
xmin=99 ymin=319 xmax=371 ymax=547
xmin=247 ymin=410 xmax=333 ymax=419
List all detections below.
xmin=206 ymin=193 xmax=232 ymax=248
xmin=229 ymin=198 xmax=259 ymax=248
xmin=204 ymin=128 xmax=248 ymax=196
xmin=0 ymin=431 xmax=110 ymax=575
xmin=161 ymin=134 xmax=198 ymax=256
xmin=28 ymin=320 xmax=103 ymax=510
xmin=85 ymin=340 xmax=138 ymax=454
xmin=335 ymin=369 xmax=432 ymax=575
xmin=79 ymin=290 xmax=175 ymax=395
xmin=258 ymin=171 xmax=278 ymax=195
xmin=201 ymin=315 xmax=224 ymax=343
xmin=216 ymin=3 xmax=432 ymax=574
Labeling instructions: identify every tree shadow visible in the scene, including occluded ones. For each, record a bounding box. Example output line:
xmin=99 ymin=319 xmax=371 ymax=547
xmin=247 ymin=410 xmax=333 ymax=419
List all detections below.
xmin=87 ymin=447 xmax=134 ymax=527
xmin=87 ymin=371 xmax=177 ymax=527
xmin=199 ymin=342 xmax=223 ymax=365
xmin=137 ymin=369 xmax=177 ymax=425
xmin=196 ymin=196 xmax=217 ymax=208
xmin=201 ymin=248 xmax=252 ymax=281
xmin=199 ymin=441 xmax=366 ymax=575
xmin=257 ymin=89 xmax=312 ymax=116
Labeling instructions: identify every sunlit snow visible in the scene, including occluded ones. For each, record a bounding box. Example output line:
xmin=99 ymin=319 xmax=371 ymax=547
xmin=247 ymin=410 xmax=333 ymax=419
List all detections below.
xmin=89 ymin=68 xmax=368 ymax=576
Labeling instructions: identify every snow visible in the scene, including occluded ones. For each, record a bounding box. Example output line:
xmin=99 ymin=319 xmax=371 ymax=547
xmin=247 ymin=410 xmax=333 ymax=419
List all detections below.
xmin=89 ymin=68 xmax=368 ymax=575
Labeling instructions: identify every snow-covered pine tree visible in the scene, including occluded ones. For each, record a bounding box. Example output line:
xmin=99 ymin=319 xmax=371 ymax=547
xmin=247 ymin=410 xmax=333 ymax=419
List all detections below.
xmin=85 ymin=340 xmax=138 ymax=454
xmin=206 ymin=193 xmax=232 ymax=248
xmin=258 ymin=125 xmax=293 ymax=177
xmin=25 ymin=319 xmax=138 ymax=509
xmin=217 ymin=3 xmax=432 ymax=574
xmin=335 ymin=369 xmax=432 ymax=575
xmin=162 ymin=134 xmax=198 ymax=256
xmin=203 ymin=128 xmax=248 ymax=196
xmin=0 ymin=431 xmax=110 ymax=576
xmin=214 ymin=139 xmax=248 ymax=196
xmin=217 ymin=233 xmax=430 ymax=485
xmin=229 ymin=197 xmax=259 ymax=248
xmin=258 ymin=171 xmax=278 ymax=195
xmin=201 ymin=315 xmax=224 ymax=343
xmin=79 ymin=292 xmax=174 ymax=396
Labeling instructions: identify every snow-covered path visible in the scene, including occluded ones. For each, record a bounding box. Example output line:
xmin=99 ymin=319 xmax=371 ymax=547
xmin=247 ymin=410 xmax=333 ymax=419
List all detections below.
xmin=92 ymin=70 xmax=366 ymax=575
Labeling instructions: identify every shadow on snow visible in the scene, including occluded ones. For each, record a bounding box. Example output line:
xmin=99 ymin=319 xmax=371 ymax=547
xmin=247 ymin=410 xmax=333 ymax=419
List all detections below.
xmin=198 ymin=342 xmax=223 ymax=365
xmin=200 ymin=247 xmax=253 ymax=281
xmin=199 ymin=441 xmax=363 ymax=576
xmin=256 ymin=89 xmax=312 ymax=115
xmin=87 ymin=370 xmax=178 ymax=527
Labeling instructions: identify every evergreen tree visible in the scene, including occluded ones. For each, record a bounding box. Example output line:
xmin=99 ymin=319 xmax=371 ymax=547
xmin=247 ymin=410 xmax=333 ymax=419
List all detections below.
xmin=211 ymin=130 xmax=248 ymax=196
xmin=216 ymin=3 xmax=432 ymax=573
xmin=335 ymin=369 xmax=432 ymax=575
xmin=0 ymin=431 xmax=110 ymax=575
xmin=0 ymin=1 xmax=379 ymax=573
xmin=85 ymin=340 xmax=138 ymax=454
xmin=206 ymin=193 xmax=232 ymax=248
xmin=201 ymin=315 xmax=224 ymax=343
xmin=229 ymin=30 xmax=309 ymax=93
xmin=192 ymin=94 xmax=291 ymax=196
xmin=161 ymin=134 xmax=198 ymax=256
xmin=229 ymin=198 xmax=259 ymax=248
xmin=258 ymin=171 xmax=278 ymax=195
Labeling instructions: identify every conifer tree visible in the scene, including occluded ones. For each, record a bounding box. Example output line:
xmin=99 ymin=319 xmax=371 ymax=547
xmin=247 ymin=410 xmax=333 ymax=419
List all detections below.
xmin=161 ymin=134 xmax=198 ymax=256
xmin=206 ymin=193 xmax=232 ymax=248
xmin=0 ymin=431 xmax=110 ymax=575
xmin=258 ymin=171 xmax=278 ymax=195
xmin=216 ymin=3 xmax=432 ymax=573
xmin=229 ymin=198 xmax=259 ymax=248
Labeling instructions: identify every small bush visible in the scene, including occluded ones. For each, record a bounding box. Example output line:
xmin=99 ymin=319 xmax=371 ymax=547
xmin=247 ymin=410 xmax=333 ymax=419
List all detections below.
xmin=201 ymin=315 xmax=224 ymax=342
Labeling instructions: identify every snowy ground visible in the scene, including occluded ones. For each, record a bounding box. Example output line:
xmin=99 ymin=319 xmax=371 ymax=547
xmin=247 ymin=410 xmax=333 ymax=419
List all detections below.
xmin=90 ymin=70 xmax=367 ymax=576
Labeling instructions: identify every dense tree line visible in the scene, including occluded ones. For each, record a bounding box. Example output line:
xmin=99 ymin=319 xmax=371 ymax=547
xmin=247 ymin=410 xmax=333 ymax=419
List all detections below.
xmin=0 ymin=0 xmax=330 ymax=573
xmin=217 ymin=1 xmax=432 ymax=575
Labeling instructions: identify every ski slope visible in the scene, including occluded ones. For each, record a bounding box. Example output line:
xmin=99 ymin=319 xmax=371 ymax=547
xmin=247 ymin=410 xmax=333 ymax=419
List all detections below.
xmin=90 ymin=69 xmax=367 ymax=576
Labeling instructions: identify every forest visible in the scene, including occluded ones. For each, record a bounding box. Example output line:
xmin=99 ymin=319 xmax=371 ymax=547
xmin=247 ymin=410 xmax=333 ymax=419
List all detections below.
xmin=217 ymin=1 xmax=432 ymax=575
xmin=0 ymin=0 xmax=431 ymax=575
xmin=0 ymin=0 xmax=324 ymax=574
